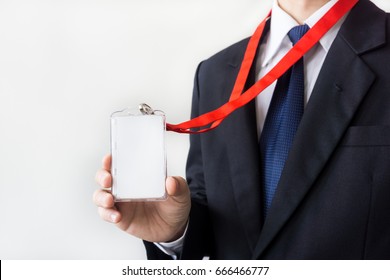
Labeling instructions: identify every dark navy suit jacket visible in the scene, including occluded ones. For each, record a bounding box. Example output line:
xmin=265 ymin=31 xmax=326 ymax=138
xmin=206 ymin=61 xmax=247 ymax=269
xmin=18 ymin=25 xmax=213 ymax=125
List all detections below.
xmin=145 ymin=0 xmax=390 ymax=259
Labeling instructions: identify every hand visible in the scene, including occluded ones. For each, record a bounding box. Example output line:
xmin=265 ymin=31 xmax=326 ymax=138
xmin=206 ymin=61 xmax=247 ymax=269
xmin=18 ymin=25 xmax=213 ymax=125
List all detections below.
xmin=93 ymin=154 xmax=191 ymax=242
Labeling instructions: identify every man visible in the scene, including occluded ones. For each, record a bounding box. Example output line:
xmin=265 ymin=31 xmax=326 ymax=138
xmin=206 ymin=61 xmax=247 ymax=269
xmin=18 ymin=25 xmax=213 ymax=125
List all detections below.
xmin=94 ymin=0 xmax=390 ymax=259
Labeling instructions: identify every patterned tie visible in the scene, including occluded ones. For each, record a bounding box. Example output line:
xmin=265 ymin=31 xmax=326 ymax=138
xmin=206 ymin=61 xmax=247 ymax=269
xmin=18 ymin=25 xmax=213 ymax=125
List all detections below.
xmin=260 ymin=24 xmax=310 ymax=217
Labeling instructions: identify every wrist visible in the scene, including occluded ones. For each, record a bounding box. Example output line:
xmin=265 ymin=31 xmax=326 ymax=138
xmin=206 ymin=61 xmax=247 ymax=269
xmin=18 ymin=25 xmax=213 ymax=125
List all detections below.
xmin=166 ymin=219 xmax=189 ymax=243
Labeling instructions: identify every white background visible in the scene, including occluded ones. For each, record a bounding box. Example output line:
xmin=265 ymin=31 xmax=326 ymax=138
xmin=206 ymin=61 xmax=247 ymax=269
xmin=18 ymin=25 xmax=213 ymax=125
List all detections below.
xmin=0 ymin=0 xmax=389 ymax=260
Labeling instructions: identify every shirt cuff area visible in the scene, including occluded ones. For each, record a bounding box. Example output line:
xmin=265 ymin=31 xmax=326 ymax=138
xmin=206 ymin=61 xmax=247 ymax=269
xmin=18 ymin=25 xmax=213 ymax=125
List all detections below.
xmin=153 ymin=221 xmax=189 ymax=260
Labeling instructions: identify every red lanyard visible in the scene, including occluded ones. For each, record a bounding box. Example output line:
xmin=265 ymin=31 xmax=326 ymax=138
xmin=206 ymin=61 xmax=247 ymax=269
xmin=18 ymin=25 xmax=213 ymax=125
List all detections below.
xmin=166 ymin=0 xmax=359 ymax=134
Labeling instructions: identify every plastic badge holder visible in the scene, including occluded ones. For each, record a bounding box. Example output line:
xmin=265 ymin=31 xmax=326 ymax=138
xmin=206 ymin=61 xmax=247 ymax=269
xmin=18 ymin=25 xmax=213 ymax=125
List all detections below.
xmin=110 ymin=104 xmax=167 ymax=201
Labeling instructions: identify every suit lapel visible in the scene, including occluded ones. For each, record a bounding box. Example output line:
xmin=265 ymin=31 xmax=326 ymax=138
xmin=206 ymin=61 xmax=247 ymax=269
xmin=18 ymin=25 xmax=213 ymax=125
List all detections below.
xmin=225 ymin=67 xmax=263 ymax=252
xmin=223 ymin=23 xmax=271 ymax=252
xmin=252 ymin=0 xmax=386 ymax=259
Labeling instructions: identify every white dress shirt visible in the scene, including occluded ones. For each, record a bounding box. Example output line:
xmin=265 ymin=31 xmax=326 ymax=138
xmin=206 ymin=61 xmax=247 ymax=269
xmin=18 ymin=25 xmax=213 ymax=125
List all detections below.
xmin=255 ymin=0 xmax=345 ymax=137
xmin=156 ymin=0 xmax=347 ymax=258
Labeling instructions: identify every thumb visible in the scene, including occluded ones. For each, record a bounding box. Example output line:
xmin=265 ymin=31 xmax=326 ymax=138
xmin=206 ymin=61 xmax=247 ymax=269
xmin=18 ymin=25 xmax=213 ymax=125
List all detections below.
xmin=166 ymin=176 xmax=189 ymax=200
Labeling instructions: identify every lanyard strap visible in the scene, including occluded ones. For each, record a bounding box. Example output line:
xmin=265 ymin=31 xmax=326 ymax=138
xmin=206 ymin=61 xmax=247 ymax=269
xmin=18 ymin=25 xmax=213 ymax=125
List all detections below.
xmin=167 ymin=0 xmax=359 ymax=134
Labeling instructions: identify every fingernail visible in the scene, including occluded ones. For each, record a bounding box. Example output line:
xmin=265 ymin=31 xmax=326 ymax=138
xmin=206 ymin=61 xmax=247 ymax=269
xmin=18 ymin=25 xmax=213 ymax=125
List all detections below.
xmin=110 ymin=214 xmax=117 ymax=223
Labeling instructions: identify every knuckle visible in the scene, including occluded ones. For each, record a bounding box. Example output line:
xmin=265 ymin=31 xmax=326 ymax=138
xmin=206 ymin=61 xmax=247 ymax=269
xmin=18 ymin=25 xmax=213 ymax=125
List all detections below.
xmin=97 ymin=207 xmax=109 ymax=221
xmin=93 ymin=190 xmax=110 ymax=207
xmin=100 ymin=171 xmax=112 ymax=188
xmin=93 ymin=190 xmax=101 ymax=205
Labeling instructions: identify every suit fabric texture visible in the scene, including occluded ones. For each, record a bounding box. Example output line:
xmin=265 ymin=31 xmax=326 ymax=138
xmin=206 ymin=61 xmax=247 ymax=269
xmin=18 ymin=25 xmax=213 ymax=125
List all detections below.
xmin=145 ymin=0 xmax=390 ymax=259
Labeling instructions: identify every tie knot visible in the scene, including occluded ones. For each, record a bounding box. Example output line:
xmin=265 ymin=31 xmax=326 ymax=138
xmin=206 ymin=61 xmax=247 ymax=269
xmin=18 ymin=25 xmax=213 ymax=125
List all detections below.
xmin=288 ymin=24 xmax=310 ymax=45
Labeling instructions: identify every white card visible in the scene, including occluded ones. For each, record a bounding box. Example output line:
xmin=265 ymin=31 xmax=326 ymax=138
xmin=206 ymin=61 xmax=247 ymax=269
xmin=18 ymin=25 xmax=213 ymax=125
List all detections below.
xmin=110 ymin=107 xmax=167 ymax=201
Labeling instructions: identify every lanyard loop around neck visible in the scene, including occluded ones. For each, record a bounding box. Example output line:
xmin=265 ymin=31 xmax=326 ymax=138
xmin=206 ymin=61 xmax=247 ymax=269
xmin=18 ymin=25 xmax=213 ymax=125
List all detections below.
xmin=167 ymin=0 xmax=359 ymax=134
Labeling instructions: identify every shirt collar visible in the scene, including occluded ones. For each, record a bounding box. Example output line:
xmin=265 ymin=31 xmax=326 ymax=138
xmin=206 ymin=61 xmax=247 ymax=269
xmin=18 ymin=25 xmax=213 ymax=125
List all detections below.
xmin=262 ymin=0 xmax=342 ymax=67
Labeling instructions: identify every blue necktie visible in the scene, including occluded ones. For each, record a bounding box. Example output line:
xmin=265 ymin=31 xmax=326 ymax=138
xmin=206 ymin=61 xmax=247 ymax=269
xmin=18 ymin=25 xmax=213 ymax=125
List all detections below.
xmin=260 ymin=24 xmax=310 ymax=217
